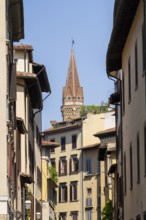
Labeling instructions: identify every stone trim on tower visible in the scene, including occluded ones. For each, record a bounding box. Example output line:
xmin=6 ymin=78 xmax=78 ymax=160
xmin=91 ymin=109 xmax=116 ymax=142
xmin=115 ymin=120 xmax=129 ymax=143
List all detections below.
xmin=61 ymin=47 xmax=84 ymax=121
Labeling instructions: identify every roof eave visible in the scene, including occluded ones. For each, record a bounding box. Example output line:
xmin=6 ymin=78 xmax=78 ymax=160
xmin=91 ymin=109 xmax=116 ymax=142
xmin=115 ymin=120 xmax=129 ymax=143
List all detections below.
xmin=10 ymin=0 xmax=24 ymax=42
xmin=106 ymin=0 xmax=140 ymax=75
xmin=17 ymin=73 xmax=43 ymax=109
xmin=32 ymin=63 xmax=51 ymax=93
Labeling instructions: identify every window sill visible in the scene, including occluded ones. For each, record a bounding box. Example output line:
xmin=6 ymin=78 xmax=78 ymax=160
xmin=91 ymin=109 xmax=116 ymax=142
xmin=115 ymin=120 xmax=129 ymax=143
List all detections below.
xmin=60 ymin=150 xmax=66 ymax=152
xmin=70 ymin=200 xmax=78 ymax=203
xmin=84 ymin=173 xmax=92 ymax=178
xmin=70 ymin=171 xmax=78 ymax=175
xmin=59 ymin=201 xmax=67 ymax=203
xmin=59 ymin=173 xmax=67 ymax=176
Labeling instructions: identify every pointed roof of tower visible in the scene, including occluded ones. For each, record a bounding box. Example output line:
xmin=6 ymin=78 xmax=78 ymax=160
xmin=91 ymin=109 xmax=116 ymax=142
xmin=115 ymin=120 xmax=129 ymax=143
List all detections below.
xmin=63 ymin=48 xmax=83 ymax=99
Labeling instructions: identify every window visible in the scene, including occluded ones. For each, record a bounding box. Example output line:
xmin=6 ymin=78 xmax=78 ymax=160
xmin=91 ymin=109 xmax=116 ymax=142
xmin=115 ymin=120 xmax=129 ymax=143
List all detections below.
xmin=124 ymin=152 xmax=127 ymax=194
xmin=86 ymin=209 xmax=92 ymax=220
xmin=59 ymin=157 xmax=67 ymax=176
xmin=128 ymin=57 xmax=131 ymax=103
xmin=70 ymin=181 xmax=78 ymax=201
xmin=50 ymin=138 xmax=55 ymax=153
xmin=59 ymin=183 xmax=67 ymax=203
xmin=61 ymin=137 xmax=66 ymax=151
xmin=72 ymin=135 xmax=77 ymax=149
xmin=71 ymin=212 xmax=78 ymax=220
xmin=86 ymin=159 xmax=92 ymax=174
xmin=50 ymin=158 xmax=56 ymax=168
xmin=59 ymin=212 xmax=66 ymax=220
xmin=137 ymin=133 xmax=140 ymax=183
xmin=70 ymin=155 xmax=78 ymax=174
xmin=129 ymin=143 xmax=133 ymax=190
xmin=135 ymin=40 xmax=138 ymax=88
xmin=87 ymin=188 xmax=92 ymax=196
xmin=86 ymin=198 xmax=92 ymax=207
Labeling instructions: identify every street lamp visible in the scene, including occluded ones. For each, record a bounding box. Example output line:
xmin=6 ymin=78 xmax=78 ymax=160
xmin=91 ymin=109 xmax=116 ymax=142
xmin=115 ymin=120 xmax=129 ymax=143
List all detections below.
xmin=36 ymin=212 xmax=41 ymax=219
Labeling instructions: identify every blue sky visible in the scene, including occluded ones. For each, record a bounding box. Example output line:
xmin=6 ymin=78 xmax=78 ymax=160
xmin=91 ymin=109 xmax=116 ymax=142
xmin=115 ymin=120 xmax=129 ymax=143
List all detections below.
xmin=22 ymin=1 xmax=115 ymax=130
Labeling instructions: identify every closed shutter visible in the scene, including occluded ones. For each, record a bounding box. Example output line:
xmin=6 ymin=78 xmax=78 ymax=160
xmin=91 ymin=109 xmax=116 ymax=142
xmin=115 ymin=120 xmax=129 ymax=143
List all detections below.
xmin=9 ymin=63 xmax=16 ymax=101
xmin=75 ymin=158 xmax=78 ymax=172
xmin=59 ymin=160 xmax=61 ymax=175
xmin=70 ymin=184 xmax=72 ymax=201
xmin=70 ymin=158 xmax=72 ymax=174
xmin=74 ymin=183 xmax=77 ymax=200
xmin=65 ymin=185 xmax=67 ymax=202
xmin=59 ymin=186 xmax=61 ymax=202
xmin=65 ymin=160 xmax=67 ymax=175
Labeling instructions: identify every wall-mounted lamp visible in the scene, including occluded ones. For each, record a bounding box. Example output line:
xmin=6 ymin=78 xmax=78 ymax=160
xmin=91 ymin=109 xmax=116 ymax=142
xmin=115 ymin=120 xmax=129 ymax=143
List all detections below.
xmin=25 ymin=200 xmax=31 ymax=210
xmin=36 ymin=212 xmax=41 ymax=219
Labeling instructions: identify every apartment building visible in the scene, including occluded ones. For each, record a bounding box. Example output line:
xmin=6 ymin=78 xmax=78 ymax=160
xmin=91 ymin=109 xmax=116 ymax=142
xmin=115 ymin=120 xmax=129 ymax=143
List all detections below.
xmin=106 ymin=0 xmax=146 ymax=219
xmin=14 ymin=44 xmax=51 ymax=219
xmin=41 ymin=139 xmax=59 ymax=220
xmin=0 ymin=0 xmax=24 ymax=218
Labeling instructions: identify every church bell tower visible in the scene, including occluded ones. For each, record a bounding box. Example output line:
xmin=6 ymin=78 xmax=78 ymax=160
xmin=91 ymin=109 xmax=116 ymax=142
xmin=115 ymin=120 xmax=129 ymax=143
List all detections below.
xmin=61 ymin=46 xmax=84 ymax=121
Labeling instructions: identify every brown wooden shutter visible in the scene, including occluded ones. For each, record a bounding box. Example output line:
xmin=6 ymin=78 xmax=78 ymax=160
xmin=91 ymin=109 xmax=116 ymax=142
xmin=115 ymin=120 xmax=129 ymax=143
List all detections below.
xmin=74 ymin=183 xmax=77 ymax=200
xmin=9 ymin=63 xmax=16 ymax=101
xmin=70 ymin=184 xmax=72 ymax=201
xmin=65 ymin=185 xmax=67 ymax=202
xmin=65 ymin=160 xmax=67 ymax=175
xmin=75 ymin=158 xmax=78 ymax=172
xmin=59 ymin=186 xmax=61 ymax=202
xmin=59 ymin=160 xmax=61 ymax=175
xmin=70 ymin=158 xmax=72 ymax=174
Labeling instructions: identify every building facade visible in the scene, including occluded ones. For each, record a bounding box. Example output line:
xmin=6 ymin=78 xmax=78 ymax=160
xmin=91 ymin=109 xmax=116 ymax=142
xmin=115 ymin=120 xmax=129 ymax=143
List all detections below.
xmin=14 ymin=44 xmax=51 ymax=219
xmin=0 ymin=1 xmax=24 ymax=218
xmin=106 ymin=0 xmax=146 ymax=219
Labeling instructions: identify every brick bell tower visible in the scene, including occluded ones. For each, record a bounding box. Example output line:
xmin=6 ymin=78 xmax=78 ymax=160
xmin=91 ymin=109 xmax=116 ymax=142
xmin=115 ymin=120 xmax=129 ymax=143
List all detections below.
xmin=61 ymin=45 xmax=84 ymax=121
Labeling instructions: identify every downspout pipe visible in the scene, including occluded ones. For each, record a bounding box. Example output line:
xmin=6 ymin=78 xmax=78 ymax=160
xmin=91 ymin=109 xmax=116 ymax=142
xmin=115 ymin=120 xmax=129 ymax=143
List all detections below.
xmin=143 ymin=0 xmax=146 ymax=174
xmin=33 ymin=91 xmax=51 ymax=117
xmin=107 ymin=70 xmax=124 ymax=220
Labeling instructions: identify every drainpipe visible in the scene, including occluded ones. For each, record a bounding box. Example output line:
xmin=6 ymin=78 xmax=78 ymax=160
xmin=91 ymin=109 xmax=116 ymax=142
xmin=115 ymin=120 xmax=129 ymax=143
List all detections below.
xmin=107 ymin=71 xmax=124 ymax=220
xmin=144 ymin=0 xmax=146 ymax=180
xmin=33 ymin=92 xmax=51 ymax=118
xmin=81 ymin=122 xmax=84 ymax=220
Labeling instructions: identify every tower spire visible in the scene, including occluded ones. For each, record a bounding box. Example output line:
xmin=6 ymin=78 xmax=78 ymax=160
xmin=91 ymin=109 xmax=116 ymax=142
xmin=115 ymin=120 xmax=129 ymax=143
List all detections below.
xmin=61 ymin=46 xmax=84 ymax=121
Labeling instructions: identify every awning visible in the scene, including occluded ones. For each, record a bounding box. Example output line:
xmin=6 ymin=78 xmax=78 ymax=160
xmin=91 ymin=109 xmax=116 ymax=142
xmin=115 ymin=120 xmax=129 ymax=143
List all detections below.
xmin=20 ymin=172 xmax=33 ymax=184
xmin=16 ymin=117 xmax=27 ymax=134
xmin=32 ymin=63 xmax=51 ymax=93
xmin=17 ymin=72 xmax=43 ymax=109
xmin=10 ymin=0 xmax=24 ymax=41
xmin=108 ymin=163 xmax=117 ymax=175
